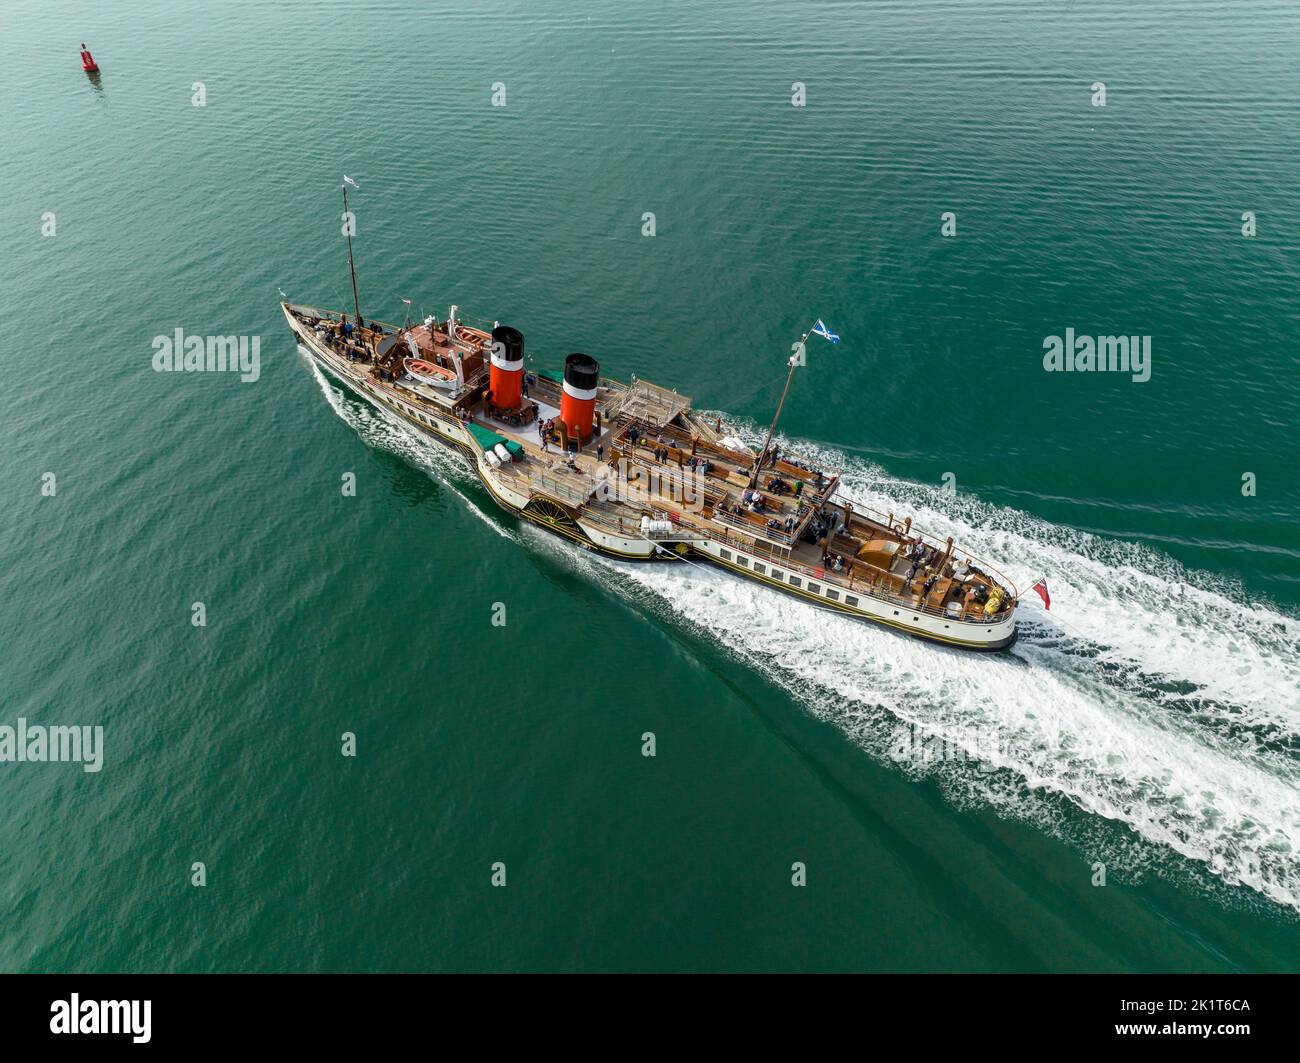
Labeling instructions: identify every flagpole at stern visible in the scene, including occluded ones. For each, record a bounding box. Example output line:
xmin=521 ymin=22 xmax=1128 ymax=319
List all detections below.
xmin=748 ymin=322 xmax=818 ymax=489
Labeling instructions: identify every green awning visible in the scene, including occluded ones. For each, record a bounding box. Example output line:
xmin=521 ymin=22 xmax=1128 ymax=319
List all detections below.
xmin=467 ymin=423 xmax=525 ymax=459
xmin=467 ymin=423 xmax=508 ymax=452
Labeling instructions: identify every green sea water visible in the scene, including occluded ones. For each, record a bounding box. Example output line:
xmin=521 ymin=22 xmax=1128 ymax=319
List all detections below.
xmin=2 ymin=0 xmax=1299 ymax=971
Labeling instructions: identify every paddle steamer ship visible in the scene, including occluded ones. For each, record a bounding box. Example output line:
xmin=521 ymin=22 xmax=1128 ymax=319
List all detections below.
xmin=283 ymin=181 xmax=1018 ymax=650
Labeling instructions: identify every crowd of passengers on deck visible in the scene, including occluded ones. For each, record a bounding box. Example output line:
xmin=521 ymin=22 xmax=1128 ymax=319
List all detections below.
xmin=311 ymin=313 xmax=379 ymax=364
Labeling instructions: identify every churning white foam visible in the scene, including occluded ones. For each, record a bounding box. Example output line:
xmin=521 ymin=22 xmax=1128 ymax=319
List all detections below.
xmin=309 ymin=356 xmax=1300 ymax=912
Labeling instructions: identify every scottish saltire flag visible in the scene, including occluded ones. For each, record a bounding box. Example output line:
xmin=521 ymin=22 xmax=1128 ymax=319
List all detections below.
xmin=812 ymin=318 xmax=840 ymax=344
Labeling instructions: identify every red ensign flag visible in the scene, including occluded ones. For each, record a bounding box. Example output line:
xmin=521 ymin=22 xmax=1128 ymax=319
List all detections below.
xmin=1031 ymin=578 xmax=1050 ymax=610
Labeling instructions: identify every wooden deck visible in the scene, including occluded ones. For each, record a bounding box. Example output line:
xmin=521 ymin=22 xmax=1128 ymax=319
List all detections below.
xmin=286 ymin=300 xmax=1019 ymax=625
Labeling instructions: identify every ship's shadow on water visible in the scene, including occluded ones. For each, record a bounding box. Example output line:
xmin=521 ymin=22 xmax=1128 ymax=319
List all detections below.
xmin=305 ymin=353 xmax=1300 ymax=919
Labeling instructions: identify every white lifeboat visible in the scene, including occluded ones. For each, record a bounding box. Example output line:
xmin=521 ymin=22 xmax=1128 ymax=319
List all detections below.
xmin=404 ymin=357 xmax=457 ymax=389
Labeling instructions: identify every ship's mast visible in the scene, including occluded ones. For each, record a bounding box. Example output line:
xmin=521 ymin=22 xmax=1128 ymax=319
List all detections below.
xmin=748 ymin=323 xmax=814 ymax=489
xmin=341 ymin=176 xmax=362 ymax=325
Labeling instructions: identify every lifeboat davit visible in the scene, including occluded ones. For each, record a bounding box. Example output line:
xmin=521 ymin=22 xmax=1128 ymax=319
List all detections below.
xmin=404 ymin=357 xmax=456 ymax=389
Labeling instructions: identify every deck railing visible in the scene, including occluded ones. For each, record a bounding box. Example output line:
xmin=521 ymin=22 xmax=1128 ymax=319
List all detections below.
xmin=587 ymin=500 xmax=1014 ymax=627
xmin=836 ymin=493 xmax=1021 ymax=602
xmin=713 ymin=508 xmax=799 ymax=547
xmin=702 ymin=523 xmax=1013 ymax=626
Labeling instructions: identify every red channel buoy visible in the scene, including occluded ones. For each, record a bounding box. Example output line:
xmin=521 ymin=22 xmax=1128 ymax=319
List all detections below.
xmin=80 ymin=43 xmax=99 ymax=73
